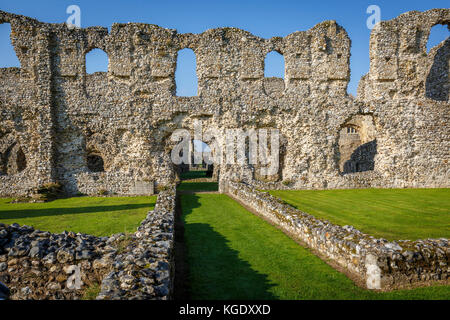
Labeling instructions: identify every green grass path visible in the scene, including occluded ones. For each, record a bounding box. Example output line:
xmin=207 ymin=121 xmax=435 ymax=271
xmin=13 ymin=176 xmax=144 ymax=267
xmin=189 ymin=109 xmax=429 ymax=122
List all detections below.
xmin=178 ymin=181 xmax=219 ymax=192
xmin=178 ymin=170 xmax=218 ymax=192
xmin=181 ymin=193 xmax=449 ymax=300
xmin=0 ymin=196 xmax=156 ymax=237
xmin=269 ymin=189 xmax=450 ymax=240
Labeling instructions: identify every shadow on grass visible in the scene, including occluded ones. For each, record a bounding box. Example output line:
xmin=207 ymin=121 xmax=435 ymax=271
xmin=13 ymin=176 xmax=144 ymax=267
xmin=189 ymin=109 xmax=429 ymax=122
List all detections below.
xmin=180 ymin=193 xmax=276 ymax=300
xmin=177 ymin=182 xmax=218 ymax=192
xmin=180 ymin=170 xmax=208 ymax=180
xmin=0 ymin=203 xmax=154 ymax=219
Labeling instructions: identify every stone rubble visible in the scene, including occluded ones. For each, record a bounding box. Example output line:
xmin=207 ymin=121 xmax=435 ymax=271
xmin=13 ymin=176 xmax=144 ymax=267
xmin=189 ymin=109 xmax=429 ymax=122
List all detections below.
xmin=96 ymin=187 xmax=176 ymax=300
xmin=0 ymin=222 xmax=113 ymax=299
xmin=0 ymin=186 xmax=176 ymax=300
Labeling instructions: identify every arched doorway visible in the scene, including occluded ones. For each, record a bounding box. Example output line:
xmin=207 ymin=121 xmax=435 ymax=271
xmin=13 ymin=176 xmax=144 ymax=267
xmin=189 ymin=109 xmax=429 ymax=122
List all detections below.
xmin=338 ymin=115 xmax=377 ymax=174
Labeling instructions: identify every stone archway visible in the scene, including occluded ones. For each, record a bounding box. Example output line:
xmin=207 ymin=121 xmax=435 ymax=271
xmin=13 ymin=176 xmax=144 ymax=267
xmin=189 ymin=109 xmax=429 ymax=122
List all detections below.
xmin=169 ymin=125 xmax=221 ymax=184
xmin=0 ymin=131 xmax=27 ymax=176
xmin=338 ymin=114 xmax=377 ymax=174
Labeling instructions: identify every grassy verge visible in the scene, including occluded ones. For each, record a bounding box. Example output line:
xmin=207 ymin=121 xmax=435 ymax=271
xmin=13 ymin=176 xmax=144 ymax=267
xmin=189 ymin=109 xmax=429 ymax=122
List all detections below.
xmin=268 ymin=188 xmax=450 ymax=241
xmin=178 ymin=169 xmax=218 ymax=192
xmin=180 ymin=170 xmax=209 ymax=180
xmin=178 ymin=181 xmax=218 ymax=192
xmin=0 ymin=196 xmax=156 ymax=237
xmin=181 ymin=193 xmax=449 ymax=300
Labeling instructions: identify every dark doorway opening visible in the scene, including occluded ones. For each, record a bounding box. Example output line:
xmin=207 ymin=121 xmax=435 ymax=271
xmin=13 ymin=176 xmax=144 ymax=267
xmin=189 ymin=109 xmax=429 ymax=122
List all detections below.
xmin=176 ymin=140 xmax=218 ymax=192
xmin=87 ymin=154 xmax=105 ymax=173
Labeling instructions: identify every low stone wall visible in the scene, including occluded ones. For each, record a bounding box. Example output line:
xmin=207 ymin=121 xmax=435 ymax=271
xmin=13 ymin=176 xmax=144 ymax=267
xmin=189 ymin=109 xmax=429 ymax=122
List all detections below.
xmin=0 ymin=187 xmax=175 ymax=300
xmin=225 ymin=181 xmax=449 ymax=290
xmin=75 ymin=172 xmax=154 ymax=196
xmin=0 ymin=223 xmax=114 ymax=299
xmin=96 ymin=187 xmax=176 ymax=300
xmin=0 ymin=174 xmax=38 ymax=197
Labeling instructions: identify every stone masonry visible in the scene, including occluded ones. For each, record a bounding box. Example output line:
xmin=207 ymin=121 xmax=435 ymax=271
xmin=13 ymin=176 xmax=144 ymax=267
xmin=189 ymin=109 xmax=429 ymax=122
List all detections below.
xmin=0 ymin=186 xmax=176 ymax=300
xmin=0 ymin=9 xmax=448 ymax=196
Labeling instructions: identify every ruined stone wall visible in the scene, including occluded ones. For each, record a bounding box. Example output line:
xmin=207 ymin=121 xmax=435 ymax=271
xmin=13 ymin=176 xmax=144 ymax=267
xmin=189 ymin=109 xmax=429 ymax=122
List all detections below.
xmin=97 ymin=187 xmax=176 ymax=300
xmin=0 ymin=222 xmax=113 ymax=299
xmin=0 ymin=9 xmax=448 ymax=196
xmin=0 ymin=187 xmax=175 ymax=300
xmin=356 ymin=9 xmax=450 ymax=189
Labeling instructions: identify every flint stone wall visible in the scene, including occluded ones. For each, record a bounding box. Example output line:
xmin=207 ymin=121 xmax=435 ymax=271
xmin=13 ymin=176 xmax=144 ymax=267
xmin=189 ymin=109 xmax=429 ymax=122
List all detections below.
xmin=97 ymin=187 xmax=176 ymax=300
xmin=0 ymin=223 xmax=114 ymax=299
xmin=0 ymin=9 xmax=448 ymax=197
xmin=75 ymin=172 xmax=154 ymax=196
xmin=226 ymin=181 xmax=449 ymax=290
xmin=0 ymin=187 xmax=175 ymax=300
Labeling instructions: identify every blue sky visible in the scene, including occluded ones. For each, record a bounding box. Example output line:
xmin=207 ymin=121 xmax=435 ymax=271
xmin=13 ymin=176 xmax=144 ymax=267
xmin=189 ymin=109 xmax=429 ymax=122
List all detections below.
xmin=0 ymin=0 xmax=448 ymax=96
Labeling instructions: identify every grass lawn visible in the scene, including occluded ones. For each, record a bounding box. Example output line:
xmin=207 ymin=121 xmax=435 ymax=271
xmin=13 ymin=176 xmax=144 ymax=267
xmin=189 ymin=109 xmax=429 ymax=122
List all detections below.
xmin=0 ymin=196 xmax=156 ymax=237
xmin=178 ymin=181 xmax=218 ymax=192
xmin=181 ymin=193 xmax=449 ymax=300
xmin=180 ymin=170 xmax=209 ymax=180
xmin=178 ymin=170 xmax=218 ymax=192
xmin=268 ymin=189 xmax=450 ymax=241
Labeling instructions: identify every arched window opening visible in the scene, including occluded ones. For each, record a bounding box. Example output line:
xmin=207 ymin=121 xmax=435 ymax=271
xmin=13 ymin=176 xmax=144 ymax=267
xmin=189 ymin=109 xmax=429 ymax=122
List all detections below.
xmin=0 ymin=23 xmax=20 ymax=68
xmin=16 ymin=147 xmax=27 ymax=173
xmin=85 ymin=48 xmax=109 ymax=74
xmin=425 ymin=24 xmax=449 ymax=101
xmin=175 ymin=48 xmax=198 ymax=97
xmin=264 ymin=51 xmax=284 ymax=79
xmin=1 ymin=143 xmax=27 ymax=175
xmin=426 ymin=24 xmax=449 ymax=53
xmin=194 ymin=139 xmax=211 ymax=153
xmin=87 ymin=154 xmax=105 ymax=173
